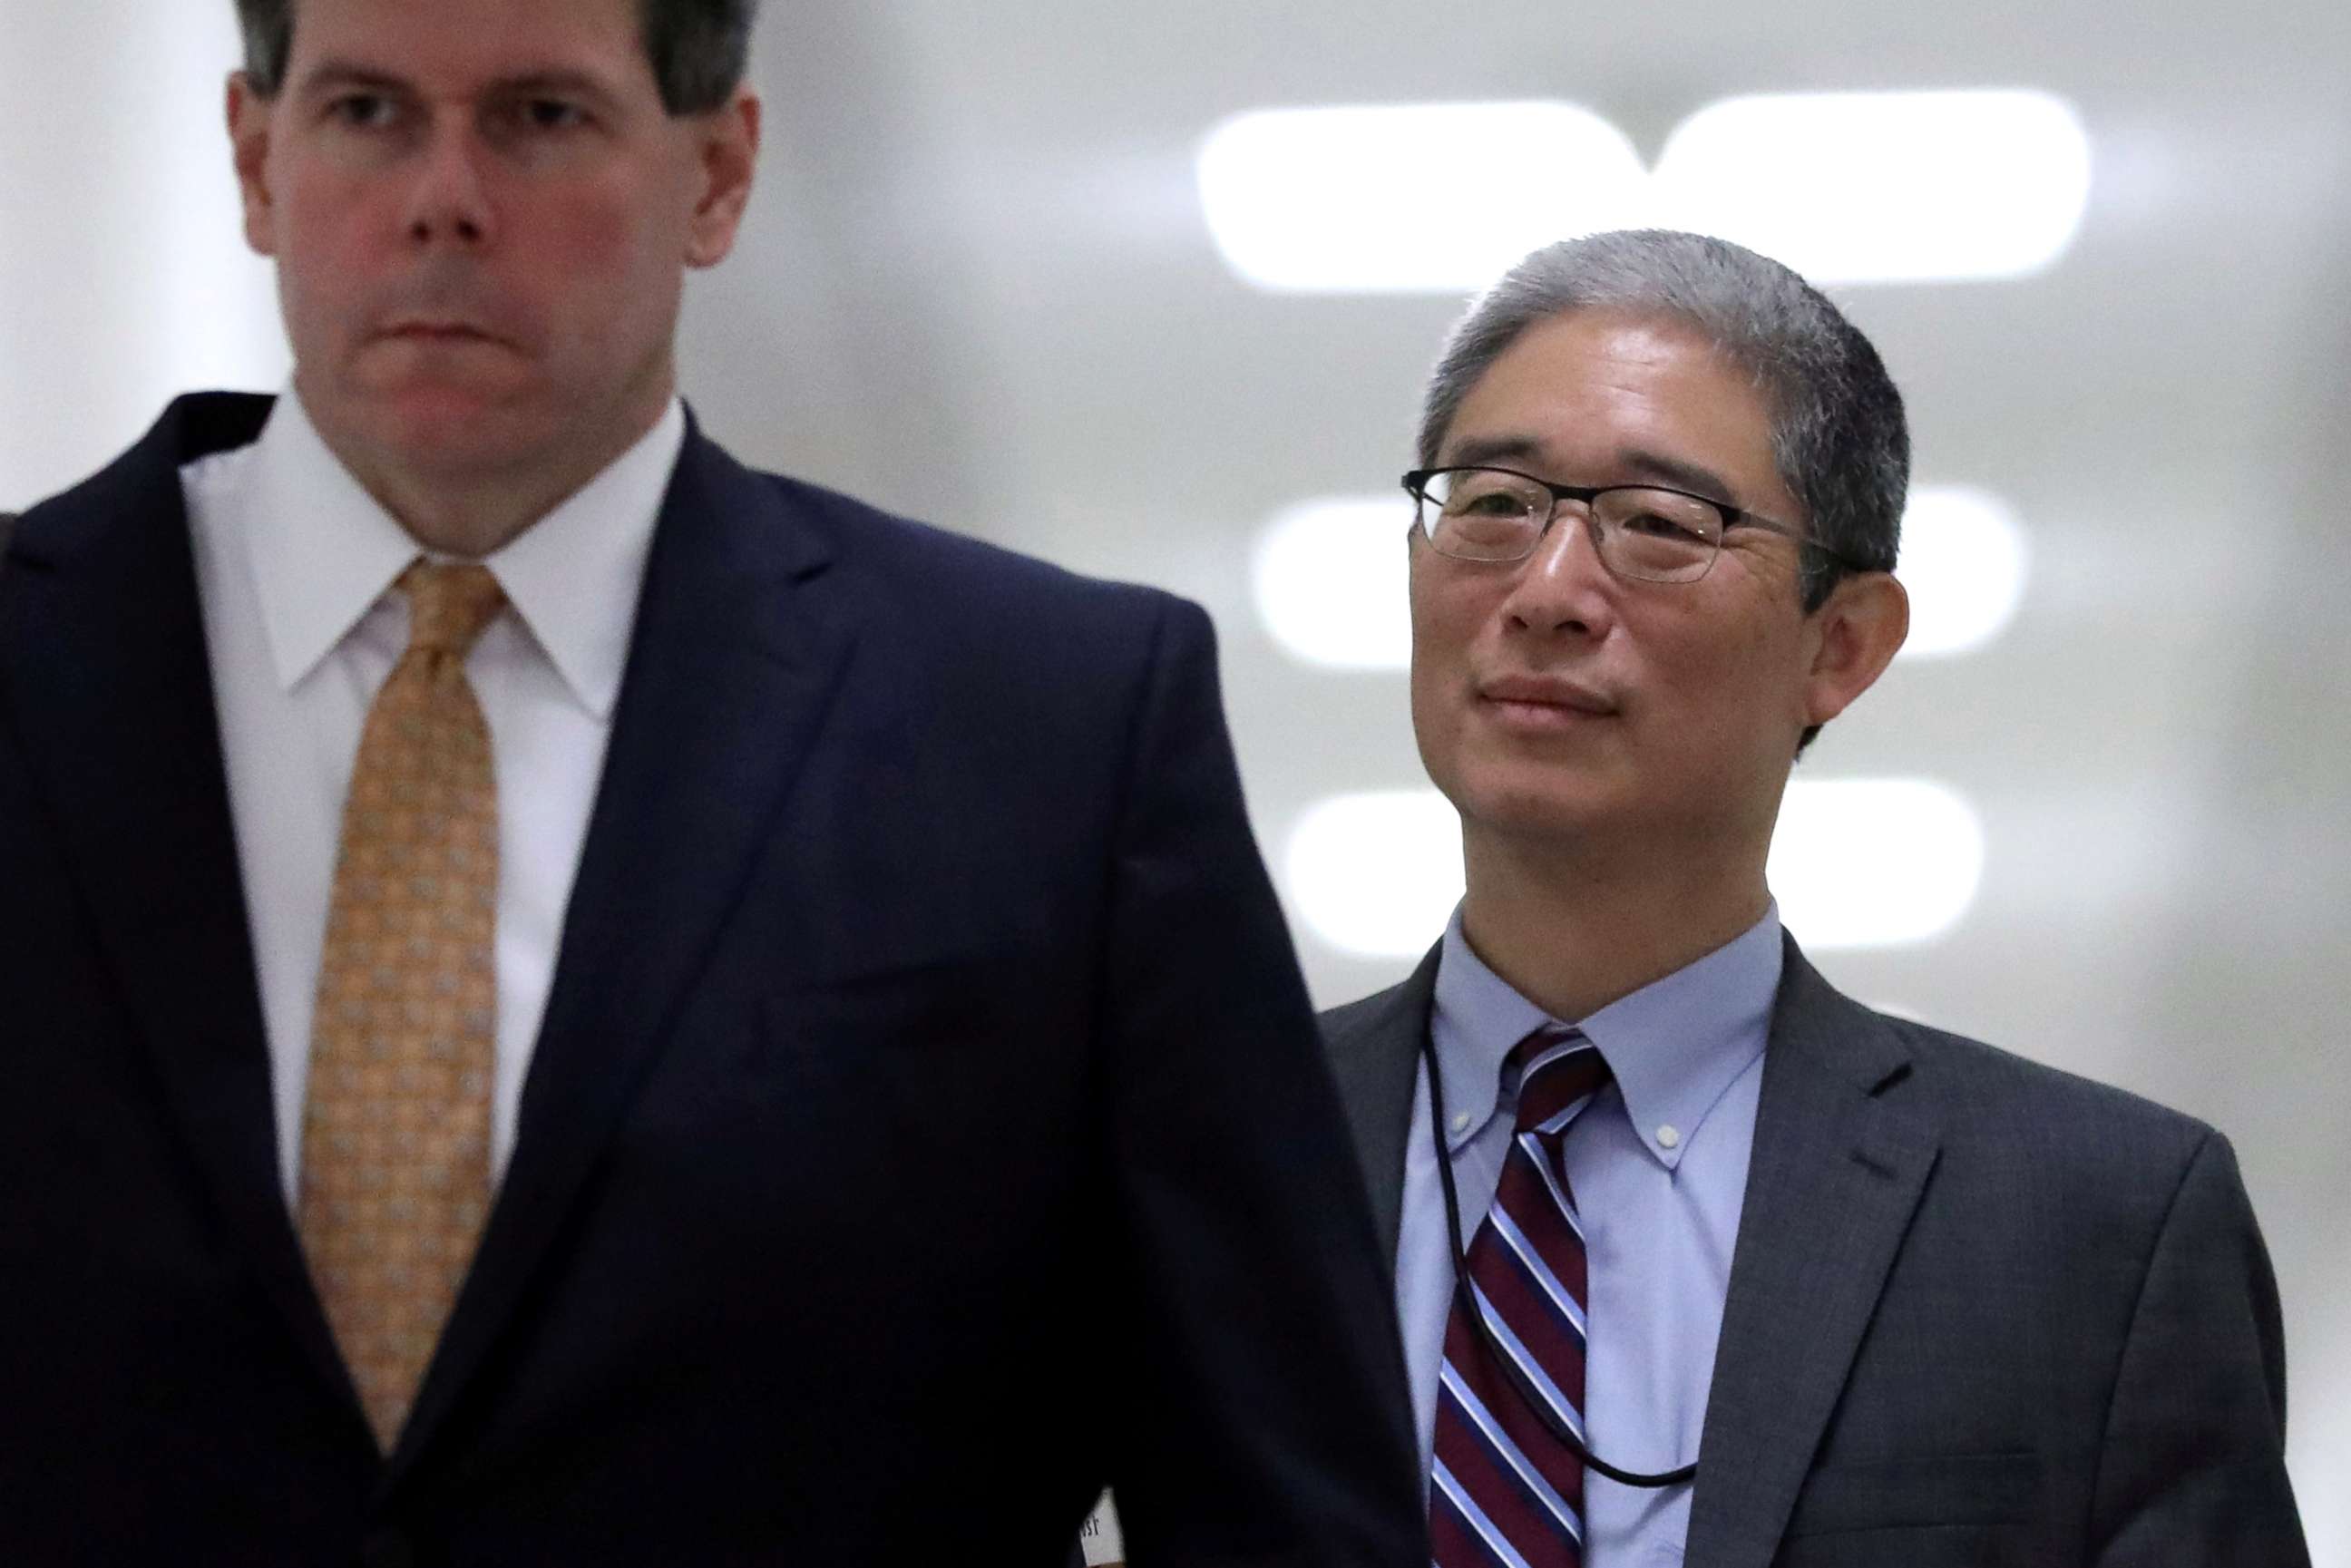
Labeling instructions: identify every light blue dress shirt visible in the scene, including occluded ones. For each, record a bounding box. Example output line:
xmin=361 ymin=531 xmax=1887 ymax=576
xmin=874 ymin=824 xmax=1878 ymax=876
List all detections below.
xmin=1396 ymin=906 xmax=1780 ymax=1566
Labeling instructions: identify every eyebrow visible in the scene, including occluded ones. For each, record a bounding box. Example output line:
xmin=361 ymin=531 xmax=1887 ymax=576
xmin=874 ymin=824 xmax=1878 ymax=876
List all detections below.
xmin=294 ymin=62 xmax=415 ymax=100
xmin=491 ymin=70 xmax=626 ymax=110
xmin=1442 ymin=433 xmax=1544 ymax=469
xmin=1441 ymin=433 xmax=1747 ymax=508
xmin=294 ymin=60 xmax=624 ymax=112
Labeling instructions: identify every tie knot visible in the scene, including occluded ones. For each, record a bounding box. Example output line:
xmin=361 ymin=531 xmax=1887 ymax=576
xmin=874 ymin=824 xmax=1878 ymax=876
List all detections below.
xmin=398 ymin=561 xmax=505 ymax=658
xmin=1505 ymin=1026 xmax=1610 ymax=1137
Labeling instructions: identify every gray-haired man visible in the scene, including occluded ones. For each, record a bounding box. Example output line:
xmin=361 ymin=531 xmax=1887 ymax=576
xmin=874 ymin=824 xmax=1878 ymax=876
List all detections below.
xmin=1321 ymin=229 xmax=2309 ymax=1566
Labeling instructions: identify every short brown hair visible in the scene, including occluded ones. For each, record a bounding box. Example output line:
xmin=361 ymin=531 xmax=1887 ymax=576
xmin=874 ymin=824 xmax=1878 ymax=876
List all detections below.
xmin=231 ymin=0 xmax=759 ymax=115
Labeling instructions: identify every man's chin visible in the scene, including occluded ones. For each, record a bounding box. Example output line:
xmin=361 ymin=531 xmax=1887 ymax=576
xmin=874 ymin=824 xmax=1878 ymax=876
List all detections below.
xmin=1470 ymin=795 xmax=1613 ymax=850
xmin=355 ymin=391 xmax=550 ymax=478
xmin=1447 ymin=757 xmax=1634 ymax=852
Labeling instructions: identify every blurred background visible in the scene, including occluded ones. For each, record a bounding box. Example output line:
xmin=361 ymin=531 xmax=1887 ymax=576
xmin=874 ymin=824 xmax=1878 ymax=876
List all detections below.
xmin=4 ymin=1 xmax=2346 ymax=1554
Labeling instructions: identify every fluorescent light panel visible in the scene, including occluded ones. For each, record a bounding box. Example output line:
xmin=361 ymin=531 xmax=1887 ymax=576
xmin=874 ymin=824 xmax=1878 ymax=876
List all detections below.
xmin=1765 ymin=779 xmax=1985 ymax=948
xmin=1655 ymin=90 xmax=2092 ymax=285
xmin=1196 ymin=102 xmax=1648 ymax=294
xmin=1285 ymin=782 xmax=1982 ymax=959
xmin=1283 ymin=792 xmax=1464 ymax=959
xmin=1897 ymin=485 xmax=2031 ymax=659
xmin=1253 ymin=496 xmax=1413 ymax=668
xmin=1198 ymin=90 xmax=2091 ymax=292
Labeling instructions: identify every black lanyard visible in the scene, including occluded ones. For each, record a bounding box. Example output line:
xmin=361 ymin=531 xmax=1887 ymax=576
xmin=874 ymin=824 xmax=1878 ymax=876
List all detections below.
xmin=1422 ymin=1028 xmax=1700 ymax=1490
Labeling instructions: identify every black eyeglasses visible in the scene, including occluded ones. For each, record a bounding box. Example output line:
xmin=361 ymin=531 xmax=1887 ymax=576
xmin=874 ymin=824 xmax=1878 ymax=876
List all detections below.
xmin=1401 ymin=465 xmax=1861 ymax=584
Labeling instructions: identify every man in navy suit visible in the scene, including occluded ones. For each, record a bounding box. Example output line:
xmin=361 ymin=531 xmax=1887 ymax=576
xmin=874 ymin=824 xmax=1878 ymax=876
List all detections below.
xmin=0 ymin=0 xmax=1420 ymax=1561
xmin=1320 ymin=229 xmax=2308 ymax=1565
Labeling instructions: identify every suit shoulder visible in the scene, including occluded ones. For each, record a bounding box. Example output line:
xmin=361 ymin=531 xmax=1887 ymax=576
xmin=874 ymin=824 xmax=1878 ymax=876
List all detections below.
xmin=9 ymin=393 xmax=274 ymax=564
xmin=1320 ymin=981 xmax=1416 ymax=1046
xmin=1878 ymin=1011 xmax=2222 ymax=1185
xmin=1317 ymin=949 xmax=1441 ymax=1055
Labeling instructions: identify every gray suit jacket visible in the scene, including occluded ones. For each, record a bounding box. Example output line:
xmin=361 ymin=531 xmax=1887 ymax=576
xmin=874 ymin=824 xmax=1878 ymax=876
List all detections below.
xmin=1322 ymin=934 xmax=2309 ymax=1568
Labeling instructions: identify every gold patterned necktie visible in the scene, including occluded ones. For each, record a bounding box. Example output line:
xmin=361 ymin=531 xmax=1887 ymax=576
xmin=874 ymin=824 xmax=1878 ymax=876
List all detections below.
xmin=299 ymin=560 xmax=505 ymax=1453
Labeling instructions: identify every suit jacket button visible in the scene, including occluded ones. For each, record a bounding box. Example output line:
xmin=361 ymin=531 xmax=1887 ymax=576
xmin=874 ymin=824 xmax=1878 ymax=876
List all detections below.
xmin=361 ymin=1528 xmax=415 ymax=1568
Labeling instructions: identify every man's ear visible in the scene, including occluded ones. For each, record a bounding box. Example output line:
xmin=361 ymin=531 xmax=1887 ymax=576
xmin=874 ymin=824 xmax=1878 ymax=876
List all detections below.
xmin=1800 ymin=570 xmax=1908 ymax=729
xmin=227 ymin=73 xmax=279 ymax=258
xmin=684 ymin=90 xmax=761 ymax=269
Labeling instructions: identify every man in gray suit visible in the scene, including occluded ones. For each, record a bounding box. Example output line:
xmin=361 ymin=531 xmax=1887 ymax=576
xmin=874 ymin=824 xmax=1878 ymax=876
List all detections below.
xmin=1322 ymin=229 xmax=2309 ymax=1566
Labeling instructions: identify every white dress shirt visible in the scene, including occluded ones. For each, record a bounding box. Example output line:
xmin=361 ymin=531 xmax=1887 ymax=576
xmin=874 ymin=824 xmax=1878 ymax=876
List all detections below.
xmin=180 ymin=390 xmax=684 ymax=1209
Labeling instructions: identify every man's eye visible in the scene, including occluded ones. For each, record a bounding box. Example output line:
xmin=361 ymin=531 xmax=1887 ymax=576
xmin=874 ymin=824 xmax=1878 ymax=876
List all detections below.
xmin=330 ymin=94 xmax=399 ymax=130
xmin=1439 ymin=478 xmax=1544 ymax=518
xmin=1620 ymin=511 xmax=1709 ymax=542
xmin=521 ymin=100 xmax=588 ymax=131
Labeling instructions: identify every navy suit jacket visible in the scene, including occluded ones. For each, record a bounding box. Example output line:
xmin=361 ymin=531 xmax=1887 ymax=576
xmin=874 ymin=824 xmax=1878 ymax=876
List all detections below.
xmin=0 ymin=394 xmax=1423 ymax=1565
xmin=1322 ymin=937 xmax=2310 ymax=1568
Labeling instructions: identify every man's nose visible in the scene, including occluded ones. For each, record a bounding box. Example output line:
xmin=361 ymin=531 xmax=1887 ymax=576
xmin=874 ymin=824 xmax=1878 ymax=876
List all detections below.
xmin=1498 ymin=507 xmax=1617 ymax=638
xmin=401 ymin=125 xmax=497 ymax=248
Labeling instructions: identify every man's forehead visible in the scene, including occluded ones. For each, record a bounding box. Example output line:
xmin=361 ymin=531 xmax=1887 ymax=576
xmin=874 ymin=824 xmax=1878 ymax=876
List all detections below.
xmin=1444 ymin=317 xmax=1752 ymax=452
xmin=1491 ymin=309 xmax=1739 ymax=390
xmin=1439 ymin=309 xmax=1791 ymax=511
xmin=1444 ymin=429 xmax=1743 ymax=500
xmin=282 ymin=0 xmax=651 ymax=90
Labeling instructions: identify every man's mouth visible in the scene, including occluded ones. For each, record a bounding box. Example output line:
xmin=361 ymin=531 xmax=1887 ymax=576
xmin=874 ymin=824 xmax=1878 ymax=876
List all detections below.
xmin=1477 ymin=673 xmax=1620 ymax=720
xmin=380 ymin=319 xmax=499 ymax=344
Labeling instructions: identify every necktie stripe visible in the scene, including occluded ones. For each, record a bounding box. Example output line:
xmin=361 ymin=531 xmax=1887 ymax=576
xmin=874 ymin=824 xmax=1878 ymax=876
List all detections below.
xmin=1461 ymin=1281 xmax=1586 ymax=1443
xmin=1515 ymin=1132 xmax=1587 ymax=1245
xmin=1479 ymin=1261 xmax=1589 ymax=1403
xmin=1532 ymin=1091 xmax=1598 ymax=1139
xmin=1441 ymin=1304 xmax=1589 ymax=1505
xmin=1432 ymin=1460 xmax=1544 ymax=1568
xmin=1487 ymin=1207 xmax=1589 ymax=1342
xmin=1429 ymin=1498 xmax=1515 ymax=1568
xmin=1512 ymin=1041 xmax=1601 ymax=1126
xmin=1438 ymin=1436 xmax=1577 ymax=1563
xmin=1439 ymin=1364 xmax=1585 ymax=1540
xmin=1517 ymin=1037 xmax=1586 ymax=1077
xmin=1437 ymin=1421 xmax=1578 ymax=1560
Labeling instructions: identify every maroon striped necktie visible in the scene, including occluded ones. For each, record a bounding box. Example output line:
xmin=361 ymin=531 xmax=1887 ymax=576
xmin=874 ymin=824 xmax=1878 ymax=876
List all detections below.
xmin=1430 ymin=1026 xmax=1612 ymax=1566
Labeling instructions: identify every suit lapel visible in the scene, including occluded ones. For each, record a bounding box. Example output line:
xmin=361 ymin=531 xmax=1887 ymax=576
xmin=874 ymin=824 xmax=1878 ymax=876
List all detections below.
xmin=388 ymin=420 xmax=858 ymax=1477
xmin=0 ymin=395 xmax=366 ymax=1425
xmin=1683 ymin=936 xmax=1940 ymax=1568
xmin=1319 ymin=947 xmax=1439 ymax=1275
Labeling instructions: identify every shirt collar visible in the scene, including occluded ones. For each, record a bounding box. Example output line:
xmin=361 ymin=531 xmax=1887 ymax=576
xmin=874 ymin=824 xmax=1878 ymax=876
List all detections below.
xmin=1429 ymin=902 xmax=1782 ymax=1170
xmin=487 ymin=400 xmax=683 ymax=719
xmin=1429 ymin=911 xmax=1552 ymax=1155
xmin=1579 ymin=906 xmax=1780 ymax=1170
xmin=238 ymin=390 xmax=684 ymax=718
xmin=241 ymin=392 xmax=424 ymax=690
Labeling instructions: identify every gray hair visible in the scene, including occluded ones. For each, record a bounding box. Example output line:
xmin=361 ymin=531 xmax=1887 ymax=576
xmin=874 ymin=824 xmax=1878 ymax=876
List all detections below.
xmin=1418 ymin=229 xmax=1909 ymax=612
xmin=232 ymin=0 xmax=760 ymax=116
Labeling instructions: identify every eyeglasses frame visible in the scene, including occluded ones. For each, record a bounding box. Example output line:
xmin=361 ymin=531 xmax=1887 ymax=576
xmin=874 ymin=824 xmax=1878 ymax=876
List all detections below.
xmin=1400 ymin=463 xmax=1870 ymax=583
